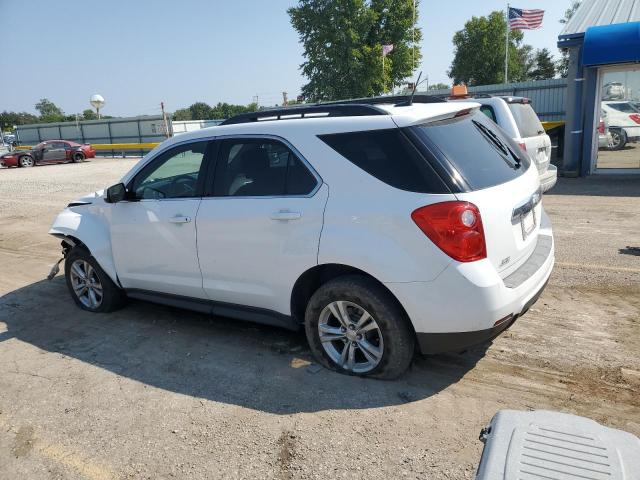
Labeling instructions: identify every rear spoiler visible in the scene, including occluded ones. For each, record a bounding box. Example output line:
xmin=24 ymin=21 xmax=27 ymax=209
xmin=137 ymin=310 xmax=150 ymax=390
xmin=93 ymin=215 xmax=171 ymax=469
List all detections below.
xmin=392 ymin=104 xmax=480 ymax=128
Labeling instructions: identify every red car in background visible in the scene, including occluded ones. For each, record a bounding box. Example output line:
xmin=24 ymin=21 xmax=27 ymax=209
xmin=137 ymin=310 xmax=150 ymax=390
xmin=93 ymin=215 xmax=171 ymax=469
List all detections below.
xmin=0 ymin=140 xmax=96 ymax=168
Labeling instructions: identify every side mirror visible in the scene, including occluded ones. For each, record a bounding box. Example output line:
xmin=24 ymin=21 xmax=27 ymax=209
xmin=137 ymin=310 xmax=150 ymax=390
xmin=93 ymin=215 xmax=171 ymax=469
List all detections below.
xmin=105 ymin=183 xmax=127 ymax=203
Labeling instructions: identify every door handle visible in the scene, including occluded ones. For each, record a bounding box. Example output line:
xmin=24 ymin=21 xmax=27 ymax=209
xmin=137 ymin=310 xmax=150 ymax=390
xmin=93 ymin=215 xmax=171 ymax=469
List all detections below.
xmin=168 ymin=215 xmax=191 ymax=224
xmin=270 ymin=210 xmax=302 ymax=221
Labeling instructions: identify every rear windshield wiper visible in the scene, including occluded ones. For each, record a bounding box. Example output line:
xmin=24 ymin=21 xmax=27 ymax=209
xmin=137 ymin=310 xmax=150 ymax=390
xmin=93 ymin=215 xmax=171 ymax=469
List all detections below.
xmin=472 ymin=120 xmax=521 ymax=169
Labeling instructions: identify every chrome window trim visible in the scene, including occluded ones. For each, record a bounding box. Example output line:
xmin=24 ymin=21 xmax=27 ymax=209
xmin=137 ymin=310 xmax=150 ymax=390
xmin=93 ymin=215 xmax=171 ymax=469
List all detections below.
xmin=121 ymin=134 xmax=323 ymax=201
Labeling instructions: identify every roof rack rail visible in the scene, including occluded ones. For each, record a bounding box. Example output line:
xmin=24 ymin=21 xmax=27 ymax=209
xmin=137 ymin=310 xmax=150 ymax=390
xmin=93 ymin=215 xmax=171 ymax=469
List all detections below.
xmin=220 ymin=104 xmax=387 ymax=125
xmin=321 ymin=94 xmax=445 ymax=106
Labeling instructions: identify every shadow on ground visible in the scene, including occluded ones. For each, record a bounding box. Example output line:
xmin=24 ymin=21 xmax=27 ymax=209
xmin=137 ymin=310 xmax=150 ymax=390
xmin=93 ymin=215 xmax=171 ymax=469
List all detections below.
xmin=0 ymin=278 xmax=489 ymax=414
xmin=548 ymin=174 xmax=640 ymax=197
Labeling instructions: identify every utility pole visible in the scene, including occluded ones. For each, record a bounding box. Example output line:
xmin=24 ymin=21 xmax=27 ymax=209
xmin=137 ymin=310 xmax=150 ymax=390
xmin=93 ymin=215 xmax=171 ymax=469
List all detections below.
xmin=160 ymin=101 xmax=170 ymax=138
xmin=253 ymin=95 xmax=259 ymax=109
xmin=75 ymin=113 xmax=80 ymax=141
xmin=412 ymin=0 xmax=416 ymax=71
xmin=282 ymin=92 xmax=288 ymax=107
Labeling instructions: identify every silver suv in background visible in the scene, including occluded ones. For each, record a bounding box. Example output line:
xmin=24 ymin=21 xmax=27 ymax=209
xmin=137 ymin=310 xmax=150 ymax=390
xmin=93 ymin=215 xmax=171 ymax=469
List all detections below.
xmin=451 ymin=94 xmax=556 ymax=193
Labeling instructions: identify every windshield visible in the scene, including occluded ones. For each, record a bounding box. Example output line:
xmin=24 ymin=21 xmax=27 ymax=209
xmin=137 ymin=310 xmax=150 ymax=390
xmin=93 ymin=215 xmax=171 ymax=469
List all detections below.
xmin=507 ymin=103 xmax=545 ymax=138
xmin=408 ymin=110 xmax=531 ymax=191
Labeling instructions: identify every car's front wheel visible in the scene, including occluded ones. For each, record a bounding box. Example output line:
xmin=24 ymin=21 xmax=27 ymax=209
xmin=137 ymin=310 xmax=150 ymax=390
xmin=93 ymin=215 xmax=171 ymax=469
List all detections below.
xmin=65 ymin=246 xmax=126 ymax=313
xmin=72 ymin=152 xmax=85 ymax=163
xmin=18 ymin=155 xmax=34 ymax=167
xmin=305 ymin=275 xmax=414 ymax=379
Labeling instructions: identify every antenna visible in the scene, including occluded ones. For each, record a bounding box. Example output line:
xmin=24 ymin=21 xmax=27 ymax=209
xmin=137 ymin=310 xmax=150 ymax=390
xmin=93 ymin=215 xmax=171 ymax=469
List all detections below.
xmin=396 ymin=72 xmax=423 ymax=107
xmin=407 ymin=71 xmax=422 ymax=106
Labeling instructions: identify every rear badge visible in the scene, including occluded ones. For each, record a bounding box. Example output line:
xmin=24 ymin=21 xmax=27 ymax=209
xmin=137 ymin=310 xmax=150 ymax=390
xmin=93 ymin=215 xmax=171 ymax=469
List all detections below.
xmin=500 ymin=256 xmax=510 ymax=267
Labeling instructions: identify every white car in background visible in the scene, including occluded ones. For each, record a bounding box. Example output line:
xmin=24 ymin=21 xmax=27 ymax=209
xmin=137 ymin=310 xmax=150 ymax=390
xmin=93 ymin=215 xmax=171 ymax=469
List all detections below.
xmin=601 ymin=101 xmax=640 ymax=150
xmin=49 ymin=97 xmax=554 ymax=379
xmin=451 ymin=95 xmax=556 ymax=193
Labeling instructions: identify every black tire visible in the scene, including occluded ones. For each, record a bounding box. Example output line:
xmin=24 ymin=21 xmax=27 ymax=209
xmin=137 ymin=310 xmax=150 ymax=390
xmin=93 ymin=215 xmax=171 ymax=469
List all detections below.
xmin=72 ymin=152 xmax=85 ymax=163
xmin=64 ymin=246 xmax=127 ymax=313
xmin=609 ymin=129 xmax=627 ymax=150
xmin=304 ymin=275 xmax=415 ymax=379
xmin=18 ymin=155 xmax=34 ymax=167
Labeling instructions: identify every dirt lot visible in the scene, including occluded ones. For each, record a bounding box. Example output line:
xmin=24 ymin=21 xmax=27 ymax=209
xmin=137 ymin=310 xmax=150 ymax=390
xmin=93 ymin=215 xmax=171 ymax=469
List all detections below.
xmin=597 ymin=143 xmax=640 ymax=169
xmin=0 ymin=158 xmax=639 ymax=480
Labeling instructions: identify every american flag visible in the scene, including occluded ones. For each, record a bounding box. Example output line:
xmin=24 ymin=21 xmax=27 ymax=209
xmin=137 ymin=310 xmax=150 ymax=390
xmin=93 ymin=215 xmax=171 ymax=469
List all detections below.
xmin=508 ymin=7 xmax=544 ymax=30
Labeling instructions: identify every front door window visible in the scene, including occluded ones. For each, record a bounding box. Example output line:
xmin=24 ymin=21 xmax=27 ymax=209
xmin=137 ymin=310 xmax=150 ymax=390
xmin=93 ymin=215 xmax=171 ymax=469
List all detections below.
xmin=131 ymin=142 xmax=209 ymax=199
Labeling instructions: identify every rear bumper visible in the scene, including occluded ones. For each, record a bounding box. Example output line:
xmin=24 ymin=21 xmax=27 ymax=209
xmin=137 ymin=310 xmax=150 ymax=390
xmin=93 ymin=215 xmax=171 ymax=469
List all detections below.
xmin=539 ymin=165 xmax=557 ymax=193
xmin=386 ymin=211 xmax=554 ymax=355
xmin=415 ymin=276 xmax=548 ymax=354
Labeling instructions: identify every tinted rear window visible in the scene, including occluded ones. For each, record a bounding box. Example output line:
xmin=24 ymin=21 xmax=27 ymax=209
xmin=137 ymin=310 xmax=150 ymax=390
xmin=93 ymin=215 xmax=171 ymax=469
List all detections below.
xmin=608 ymin=102 xmax=638 ymax=113
xmin=508 ymin=103 xmax=544 ymax=138
xmin=318 ymin=129 xmax=449 ymax=193
xmin=409 ymin=111 xmax=531 ymax=191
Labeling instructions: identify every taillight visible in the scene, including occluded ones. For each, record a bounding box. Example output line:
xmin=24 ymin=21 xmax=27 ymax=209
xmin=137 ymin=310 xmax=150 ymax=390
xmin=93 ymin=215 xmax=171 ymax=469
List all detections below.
xmin=518 ymin=142 xmax=527 ymax=152
xmin=598 ymin=121 xmax=605 ymax=134
xmin=411 ymin=202 xmax=487 ymax=262
xmin=629 ymin=114 xmax=640 ymax=125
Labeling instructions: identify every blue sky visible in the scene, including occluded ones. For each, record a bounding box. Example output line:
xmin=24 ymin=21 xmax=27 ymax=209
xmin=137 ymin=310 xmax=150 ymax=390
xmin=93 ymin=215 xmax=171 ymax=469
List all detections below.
xmin=1 ymin=0 xmax=570 ymax=117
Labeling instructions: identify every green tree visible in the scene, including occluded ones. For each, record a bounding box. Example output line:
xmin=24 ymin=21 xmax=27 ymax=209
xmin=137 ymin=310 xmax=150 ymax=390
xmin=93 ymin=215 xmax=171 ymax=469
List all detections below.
xmin=172 ymin=108 xmax=192 ymax=121
xmin=448 ymin=11 xmax=531 ymax=85
xmin=35 ymin=98 xmax=65 ymax=122
xmin=289 ymin=0 xmax=422 ymax=101
xmin=188 ymin=102 xmax=213 ymax=120
xmin=0 ymin=111 xmax=39 ymax=128
xmin=427 ymin=83 xmax=449 ymax=91
xmin=557 ymin=1 xmax=581 ymax=77
xmin=530 ymin=48 xmax=556 ymax=80
xmin=82 ymin=109 xmax=98 ymax=120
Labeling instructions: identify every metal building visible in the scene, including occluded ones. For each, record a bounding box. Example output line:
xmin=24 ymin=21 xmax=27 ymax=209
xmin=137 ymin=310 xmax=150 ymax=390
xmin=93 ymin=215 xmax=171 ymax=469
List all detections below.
xmin=558 ymin=0 xmax=640 ymax=175
xmin=423 ymin=78 xmax=568 ymax=121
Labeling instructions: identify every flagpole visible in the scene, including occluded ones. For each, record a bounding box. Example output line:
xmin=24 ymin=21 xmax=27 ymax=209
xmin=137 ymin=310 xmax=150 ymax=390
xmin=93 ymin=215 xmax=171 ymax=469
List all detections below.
xmin=382 ymin=51 xmax=385 ymax=93
xmin=505 ymin=3 xmax=510 ymax=84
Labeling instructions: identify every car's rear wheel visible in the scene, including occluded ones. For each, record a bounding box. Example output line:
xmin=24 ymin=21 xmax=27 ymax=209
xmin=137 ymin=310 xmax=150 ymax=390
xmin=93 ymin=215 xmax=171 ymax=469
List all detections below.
xmin=305 ymin=275 xmax=414 ymax=379
xmin=609 ymin=129 xmax=627 ymax=150
xmin=72 ymin=152 xmax=85 ymax=163
xmin=18 ymin=155 xmax=34 ymax=167
xmin=65 ymin=246 xmax=126 ymax=313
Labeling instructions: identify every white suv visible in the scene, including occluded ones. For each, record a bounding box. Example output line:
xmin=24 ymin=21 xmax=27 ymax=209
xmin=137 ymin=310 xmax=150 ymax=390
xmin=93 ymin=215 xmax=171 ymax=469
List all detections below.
xmin=50 ymin=97 xmax=554 ymax=379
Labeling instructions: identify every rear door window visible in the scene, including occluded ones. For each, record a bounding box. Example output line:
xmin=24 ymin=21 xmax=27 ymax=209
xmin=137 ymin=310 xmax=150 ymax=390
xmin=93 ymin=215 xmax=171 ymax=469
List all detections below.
xmin=212 ymin=139 xmax=317 ymax=197
xmin=318 ymin=129 xmax=449 ymax=193
xmin=507 ymin=103 xmax=544 ymax=138
xmin=408 ymin=111 xmax=531 ymax=191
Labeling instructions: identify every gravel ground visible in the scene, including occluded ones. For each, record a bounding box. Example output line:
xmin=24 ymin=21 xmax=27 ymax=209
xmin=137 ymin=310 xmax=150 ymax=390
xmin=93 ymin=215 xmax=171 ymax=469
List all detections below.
xmin=0 ymin=158 xmax=639 ymax=480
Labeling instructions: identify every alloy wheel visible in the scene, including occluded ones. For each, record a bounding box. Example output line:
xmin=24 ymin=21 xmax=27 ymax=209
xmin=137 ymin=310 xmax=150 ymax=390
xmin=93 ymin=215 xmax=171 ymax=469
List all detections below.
xmin=69 ymin=259 xmax=103 ymax=309
xmin=318 ymin=300 xmax=384 ymax=374
xmin=611 ymin=132 xmax=621 ymax=148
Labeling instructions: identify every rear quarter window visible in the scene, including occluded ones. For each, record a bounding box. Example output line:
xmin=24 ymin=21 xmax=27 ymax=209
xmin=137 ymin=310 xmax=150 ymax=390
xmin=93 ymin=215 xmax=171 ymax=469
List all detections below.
xmin=408 ymin=111 xmax=531 ymax=191
xmin=318 ymin=129 xmax=449 ymax=194
xmin=508 ymin=103 xmax=544 ymax=138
